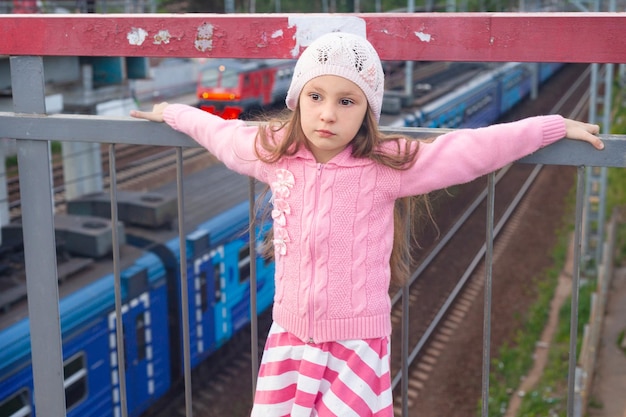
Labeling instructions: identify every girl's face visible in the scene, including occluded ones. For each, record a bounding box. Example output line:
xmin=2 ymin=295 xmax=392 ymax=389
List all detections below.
xmin=298 ymin=75 xmax=368 ymax=163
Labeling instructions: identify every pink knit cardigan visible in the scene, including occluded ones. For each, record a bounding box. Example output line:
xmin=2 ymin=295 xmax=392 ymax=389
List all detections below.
xmin=164 ymin=104 xmax=566 ymax=343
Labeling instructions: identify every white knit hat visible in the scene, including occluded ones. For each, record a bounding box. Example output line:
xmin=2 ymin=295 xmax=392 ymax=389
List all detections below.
xmin=285 ymin=32 xmax=385 ymax=121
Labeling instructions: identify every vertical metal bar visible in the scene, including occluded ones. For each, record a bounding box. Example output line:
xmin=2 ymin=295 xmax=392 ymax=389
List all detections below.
xmin=176 ymin=148 xmax=193 ymax=417
xmin=588 ymin=64 xmax=598 ymax=123
xmin=0 ymin=146 xmax=9 ymax=231
xmin=11 ymin=55 xmax=66 ymax=417
xmin=595 ymin=166 xmax=607 ymax=270
xmin=249 ymin=177 xmax=259 ymax=396
xmin=404 ymin=0 xmax=414 ymax=102
xmin=401 ymin=206 xmax=411 ymax=417
xmin=567 ymin=166 xmax=585 ymax=417
xmin=401 ymin=282 xmax=409 ymax=417
xmin=109 ymin=144 xmax=129 ymax=417
xmin=583 ymin=60 xmax=599 ymax=272
xmin=481 ymin=172 xmax=496 ymax=417
xmin=594 ymin=59 xmax=614 ymax=269
xmin=530 ymin=63 xmax=538 ymax=100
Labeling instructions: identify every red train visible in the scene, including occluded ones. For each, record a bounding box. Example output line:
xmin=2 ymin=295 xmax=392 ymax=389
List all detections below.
xmin=196 ymin=59 xmax=295 ymax=119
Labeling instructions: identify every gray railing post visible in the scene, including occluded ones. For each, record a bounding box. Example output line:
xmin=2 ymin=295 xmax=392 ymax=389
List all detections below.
xmin=481 ymin=172 xmax=496 ymax=417
xmin=11 ymin=56 xmax=66 ymax=416
xmin=176 ymin=148 xmax=194 ymax=417
xmin=108 ymin=145 xmax=129 ymax=417
xmin=567 ymin=166 xmax=586 ymax=417
xmin=249 ymin=177 xmax=259 ymax=396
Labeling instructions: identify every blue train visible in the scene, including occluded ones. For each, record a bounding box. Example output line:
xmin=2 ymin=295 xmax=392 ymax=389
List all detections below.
xmin=0 ymin=164 xmax=274 ymax=417
xmin=0 ymin=61 xmax=564 ymax=417
xmin=398 ymin=62 xmax=564 ymax=129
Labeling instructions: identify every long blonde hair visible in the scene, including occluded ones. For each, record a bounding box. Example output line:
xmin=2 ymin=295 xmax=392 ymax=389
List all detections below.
xmin=253 ymin=105 xmax=432 ymax=286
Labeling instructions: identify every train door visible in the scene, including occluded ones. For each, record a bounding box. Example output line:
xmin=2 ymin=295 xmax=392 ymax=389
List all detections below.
xmin=260 ymin=69 xmax=274 ymax=105
xmin=219 ymin=237 xmax=251 ymax=339
xmin=189 ymin=251 xmax=218 ymax=361
xmin=246 ymin=71 xmax=263 ymax=104
xmin=108 ymin=292 xmax=155 ymax=417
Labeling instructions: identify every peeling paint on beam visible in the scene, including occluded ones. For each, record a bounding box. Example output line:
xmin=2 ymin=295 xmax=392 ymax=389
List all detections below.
xmin=0 ymin=13 xmax=624 ymax=63
xmin=414 ymin=31 xmax=432 ymax=42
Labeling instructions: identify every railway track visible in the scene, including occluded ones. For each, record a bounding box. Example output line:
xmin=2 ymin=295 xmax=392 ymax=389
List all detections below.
xmin=6 ymin=144 xmax=216 ymax=220
xmin=388 ymin=162 xmax=544 ymax=412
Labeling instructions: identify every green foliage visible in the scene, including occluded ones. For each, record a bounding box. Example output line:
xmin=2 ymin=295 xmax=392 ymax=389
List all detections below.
xmin=514 ymin=281 xmax=595 ymax=417
xmin=606 ymin=82 xmax=626 ymax=264
xmin=588 ymin=395 xmax=604 ymax=410
xmin=5 ymin=141 xmax=62 ymax=172
xmin=606 ymin=148 xmax=626 ymax=262
xmin=5 ymin=155 xmax=17 ymax=170
xmin=608 ymin=86 xmax=626 ymax=200
xmin=50 ymin=141 xmax=62 ymax=154
xmin=619 ymin=330 xmax=626 ymax=356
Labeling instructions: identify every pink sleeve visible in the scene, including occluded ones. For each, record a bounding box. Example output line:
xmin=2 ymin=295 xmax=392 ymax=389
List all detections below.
xmin=163 ymin=103 xmax=266 ymax=179
xmin=397 ymin=115 xmax=565 ymax=197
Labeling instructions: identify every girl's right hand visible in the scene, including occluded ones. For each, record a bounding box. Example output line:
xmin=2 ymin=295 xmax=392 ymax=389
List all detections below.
xmin=130 ymin=102 xmax=170 ymax=123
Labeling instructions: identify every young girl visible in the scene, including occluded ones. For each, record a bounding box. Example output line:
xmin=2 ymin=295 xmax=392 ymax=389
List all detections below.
xmin=131 ymin=32 xmax=603 ymax=417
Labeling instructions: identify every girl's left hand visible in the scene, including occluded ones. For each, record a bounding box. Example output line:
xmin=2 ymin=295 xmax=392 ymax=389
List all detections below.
xmin=564 ymin=118 xmax=604 ymax=150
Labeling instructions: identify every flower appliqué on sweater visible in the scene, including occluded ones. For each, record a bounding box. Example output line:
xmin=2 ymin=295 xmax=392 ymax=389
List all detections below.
xmin=271 ymin=169 xmax=294 ymax=257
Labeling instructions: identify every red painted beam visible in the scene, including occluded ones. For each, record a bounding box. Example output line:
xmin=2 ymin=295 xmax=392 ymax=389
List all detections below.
xmin=0 ymin=13 xmax=624 ymax=63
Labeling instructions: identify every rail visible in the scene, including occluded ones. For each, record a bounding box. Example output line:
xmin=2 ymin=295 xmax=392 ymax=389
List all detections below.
xmin=1 ymin=12 xmax=626 ymax=417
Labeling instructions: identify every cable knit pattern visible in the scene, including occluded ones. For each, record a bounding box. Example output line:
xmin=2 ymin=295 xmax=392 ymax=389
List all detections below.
xmin=296 ymin=162 xmax=317 ymax=319
xmin=350 ymin=163 xmax=377 ymax=315
xmin=365 ymin=166 xmax=396 ymax=315
xmin=162 ymin=104 xmax=567 ymax=343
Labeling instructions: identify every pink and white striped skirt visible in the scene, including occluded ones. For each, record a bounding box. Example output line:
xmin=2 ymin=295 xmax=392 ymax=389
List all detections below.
xmin=251 ymin=322 xmax=393 ymax=417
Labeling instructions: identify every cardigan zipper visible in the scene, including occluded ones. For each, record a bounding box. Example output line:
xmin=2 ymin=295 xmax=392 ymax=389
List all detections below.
xmin=307 ymin=163 xmax=324 ymax=344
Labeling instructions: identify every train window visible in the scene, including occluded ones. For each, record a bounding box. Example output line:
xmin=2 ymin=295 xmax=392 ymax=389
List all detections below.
xmin=136 ymin=313 xmax=147 ymax=361
xmin=125 ymin=269 xmax=148 ymax=300
xmin=465 ymin=95 xmax=493 ymax=119
xmin=222 ymin=70 xmax=239 ymax=88
xmin=243 ymin=74 xmax=250 ymax=88
xmin=64 ymin=353 xmax=87 ymax=411
xmin=201 ymin=69 xmax=220 ymax=87
xmin=198 ymin=271 xmax=209 ymax=312
xmin=214 ymin=263 xmax=222 ymax=302
xmin=0 ymin=389 xmax=31 ymax=417
xmin=238 ymin=245 xmax=251 ymax=283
